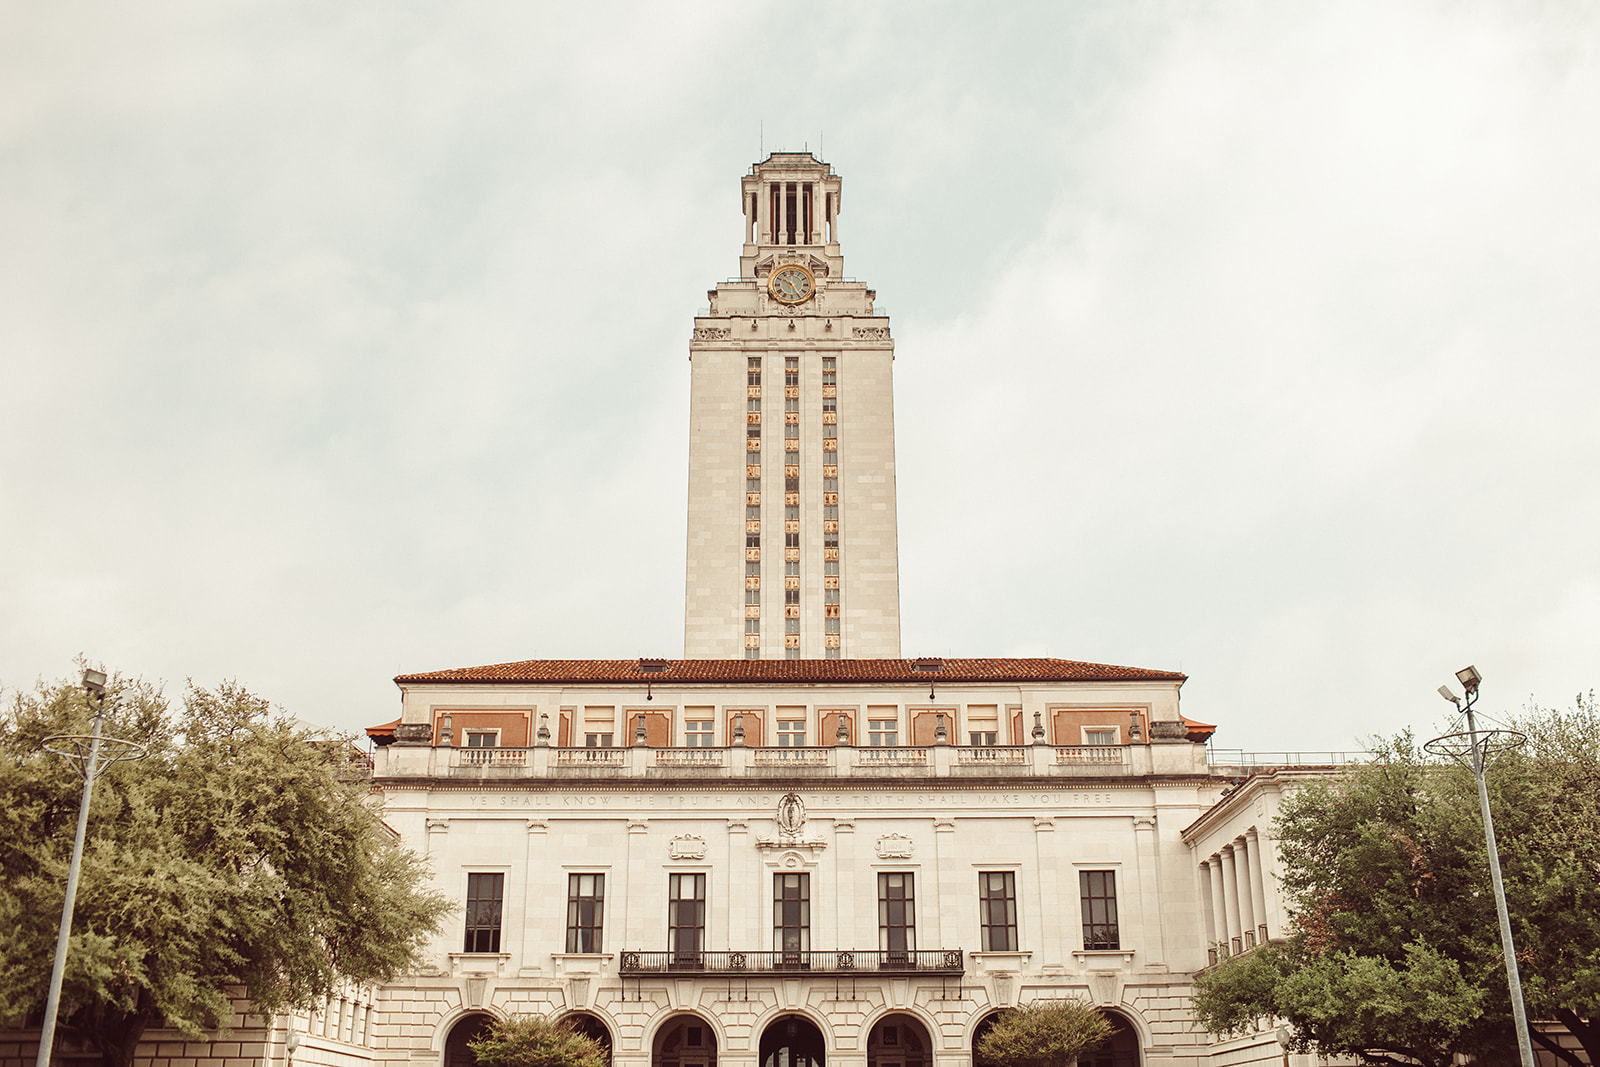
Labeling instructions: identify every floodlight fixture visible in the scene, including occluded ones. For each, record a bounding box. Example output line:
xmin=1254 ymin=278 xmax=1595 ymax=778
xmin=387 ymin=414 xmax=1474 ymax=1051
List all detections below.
xmin=1425 ymin=667 xmax=1533 ymax=1067
xmin=82 ymin=668 xmax=107 ymax=699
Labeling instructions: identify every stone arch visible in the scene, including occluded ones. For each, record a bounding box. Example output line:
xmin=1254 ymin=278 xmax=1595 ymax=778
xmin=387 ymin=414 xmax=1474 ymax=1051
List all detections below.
xmin=969 ymin=1009 xmax=1007 ymax=1067
xmin=650 ymin=1012 xmax=719 ymax=1067
xmin=866 ymin=1011 xmax=934 ymax=1067
xmin=1080 ymin=1009 xmax=1142 ymax=1067
xmin=560 ymin=1011 xmax=614 ymax=1064
xmin=442 ymin=1011 xmax=497 ymax=1067
xmin=758 ymin=1013 xmax=826 ymax=1067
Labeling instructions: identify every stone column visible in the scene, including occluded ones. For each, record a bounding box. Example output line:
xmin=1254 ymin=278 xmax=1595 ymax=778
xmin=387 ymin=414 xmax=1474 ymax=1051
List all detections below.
xmin=624 ymin=818 xmax=648 ymax=949
xmin=1207 ymin=855 xmax=1228 ymax=957
xmin=1219 ymin=844 xmax=1241 ymax=954
xmin=726 ymin=819 xmax=747 ymax=951
xmin=523 ymin=819 xmax=549 ymax=965
xmin=1247 ymin=828 xmax=1271 ymax=943
xmin=759 ymin=182 xmax=772 ymax=245
xmin=933 ymin=818 xmax=959 ymax=950
xmin=1234 ymin=835 xmax=1258 ymax=948
xmin=835 ymin=819 xmax=855 ymax=952
xmin=808 ymin=182 xmax=819 ymax=243
xmin=1033 ymin=816 xmax=1063 ymax=966
xmin=1133 ymin=815 xmax=1165 ymax=964
xmin=1197 ymin=860 xmax=1217 ymax=948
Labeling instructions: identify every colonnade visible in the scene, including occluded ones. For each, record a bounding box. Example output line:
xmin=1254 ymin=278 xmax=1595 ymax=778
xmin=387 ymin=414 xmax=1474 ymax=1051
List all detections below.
xmin=1197 ymin=828 xmax=1272 ymax=964
xmin=751 ymin=181 xmax=833 ymax=246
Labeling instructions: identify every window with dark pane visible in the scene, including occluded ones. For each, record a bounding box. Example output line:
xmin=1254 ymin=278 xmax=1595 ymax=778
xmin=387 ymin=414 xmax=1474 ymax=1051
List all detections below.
xmin=463 ymin=873 xmax=504 ymax=953
xmin=978 ymin=871 xmax=1018 ymax=951
xmin=565 ymin=873 xmax=604 ymax=953
xmin=878 ymin=872 xmax=916 ymax=957
xmin=1080 ymin=870 xmax=1120 ymax=950
xmin=668 ymin=872 xmax=706 ymax=963
xmin=773 ymin=872 xmax=810 ymax=960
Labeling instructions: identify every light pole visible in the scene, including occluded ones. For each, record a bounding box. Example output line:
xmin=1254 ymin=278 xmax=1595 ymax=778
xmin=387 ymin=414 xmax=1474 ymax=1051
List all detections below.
xmin=1426 ymin=665 xmax=1534 ymax=1067
xmin=35 ymin=669 xmax=146 ymax=1067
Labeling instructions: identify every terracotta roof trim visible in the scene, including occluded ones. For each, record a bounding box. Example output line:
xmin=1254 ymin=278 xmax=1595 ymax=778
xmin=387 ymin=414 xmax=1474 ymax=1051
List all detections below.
xmin=393 ymin=657 xmax=1187 ymax=686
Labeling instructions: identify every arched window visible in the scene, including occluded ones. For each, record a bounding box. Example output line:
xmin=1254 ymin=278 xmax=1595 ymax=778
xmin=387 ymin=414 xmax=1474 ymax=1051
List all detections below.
xmin=759 ymin=1014 xmax=825 ymax=1067
xmin=443 ymin=1013 xmax=496 ymax=1067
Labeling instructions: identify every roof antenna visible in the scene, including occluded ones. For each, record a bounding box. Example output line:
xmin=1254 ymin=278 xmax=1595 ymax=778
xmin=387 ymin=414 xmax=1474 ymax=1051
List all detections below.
xmin=759 ymin=120 xmax=763 ymax=159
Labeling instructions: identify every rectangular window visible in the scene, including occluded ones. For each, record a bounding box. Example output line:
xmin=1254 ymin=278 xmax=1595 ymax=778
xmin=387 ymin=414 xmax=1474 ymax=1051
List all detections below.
xmin=969 ymin=731 xmax=998 ymax=746
xmin=869 ymin=719 xmax=897 ymax=746
xmin=685 ymin=720 xmax=713 ymax=747
xmin=1080 ymin=870 xmax=1120 ymax=950
xmin=669 ymin=873 xmax=706 ymax=963
xmin=464 ymin=731 xmax=496 ymax=748
xmin=878 ymin=873 xmax=916 ymax=958
xmin=584 ymin=732 xmax=613 ymax=748
xmin=565 ymin=873 xmax=605 ymax=953
xmin=774 ymin=872 xmax=810 ymax=959
xmin=1084 ymin=728 xmax=1117 ymax=746
xmin=777 ymin=720 xmax=806 ymax=746
xmin=979 ymin=871 xmax=1018 ymax=951
xmin=464 ymin=873 xmax=504 ymax=953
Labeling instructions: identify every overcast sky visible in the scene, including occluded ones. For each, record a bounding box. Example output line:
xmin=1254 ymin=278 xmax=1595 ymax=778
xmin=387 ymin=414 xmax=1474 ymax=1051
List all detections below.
xmin=3 ymin=3 xmax=1596 ymax=753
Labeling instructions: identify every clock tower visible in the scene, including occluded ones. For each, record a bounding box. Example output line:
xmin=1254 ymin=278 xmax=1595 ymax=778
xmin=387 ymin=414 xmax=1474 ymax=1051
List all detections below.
xmin=684 ymin=153 xmax=901 ymax=660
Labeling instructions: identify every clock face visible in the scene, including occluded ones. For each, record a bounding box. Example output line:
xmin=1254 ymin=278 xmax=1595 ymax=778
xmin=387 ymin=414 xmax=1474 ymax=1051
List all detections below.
xmin=768 ymin=264 xmax=815 ymax=306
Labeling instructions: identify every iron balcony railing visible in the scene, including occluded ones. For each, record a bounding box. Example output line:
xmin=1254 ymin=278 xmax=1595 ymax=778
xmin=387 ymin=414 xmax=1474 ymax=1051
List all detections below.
xmin=618 ymin=949 xmax=963 ymax=976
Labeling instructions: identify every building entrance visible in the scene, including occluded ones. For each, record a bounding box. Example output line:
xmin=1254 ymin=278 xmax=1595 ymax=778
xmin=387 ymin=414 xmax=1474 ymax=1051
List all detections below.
xmin=759 ymin=1014 xmax=824 ymax=1067
xmin=653 ymin=1014 xmax=718 ymax=1067
xmin=867 ymin=1014 xmax=929 ymax=1067
xmin=442 ymin=1013 xmax=495 ymax=1067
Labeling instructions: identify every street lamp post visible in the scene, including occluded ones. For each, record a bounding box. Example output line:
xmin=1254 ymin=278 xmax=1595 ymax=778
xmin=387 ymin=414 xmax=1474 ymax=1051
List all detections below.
xmin=1427 ymin=665 xmax=1534 ymax=1067
xmin=35 ymin=669 xmax=146 ymax=1067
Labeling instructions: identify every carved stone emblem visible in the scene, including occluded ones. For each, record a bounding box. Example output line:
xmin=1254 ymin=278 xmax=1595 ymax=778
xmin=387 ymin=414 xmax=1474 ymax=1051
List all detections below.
xmin=669 ymin=834 xmax=707 ymax=860
xmin=757 ymin=792 xmax=826 ymax=863
xmin=875 ymin=832 xmax=914 ymax=859
xmin=776 ymin=792 xmax=806 ymax=833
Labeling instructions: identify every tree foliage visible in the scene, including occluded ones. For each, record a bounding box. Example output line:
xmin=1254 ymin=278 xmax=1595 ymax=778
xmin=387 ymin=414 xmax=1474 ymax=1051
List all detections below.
xmin=974 ymin=1000 xmax=1113 ymax=1067
xmin=467 ymin=1015 xmax=609 ymax=1067
xmin=0 ymin=669 xmax=453 ymax=1067
xmin=1192 ymin=697 xmax=1600 ymax=1067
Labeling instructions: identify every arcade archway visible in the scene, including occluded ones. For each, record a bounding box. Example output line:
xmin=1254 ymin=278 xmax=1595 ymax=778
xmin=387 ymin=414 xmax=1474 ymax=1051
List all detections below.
xmin=970 ymin=1007 xmax=1140 ymax=1067
xmin=652 ymin=1013 xmax=718 ymax=1067
xmin=564 ymin=1012 xmax=613 ymax=1064
xmin=1080 ymin=1011 xmax=1140 ymax=1067
xmin=760 ymin=1014 xmax=825 ymax=1067
xmin=867 ymin=1013 xmax=930 ymax=1067
xmin=443 ymin=1012 xmax=496 ymax=1067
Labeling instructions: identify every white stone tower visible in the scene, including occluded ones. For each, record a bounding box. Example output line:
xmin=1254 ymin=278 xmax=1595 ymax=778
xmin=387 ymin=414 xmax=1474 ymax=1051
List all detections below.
xmin=684 ymin=153 xmax=901 ymax=660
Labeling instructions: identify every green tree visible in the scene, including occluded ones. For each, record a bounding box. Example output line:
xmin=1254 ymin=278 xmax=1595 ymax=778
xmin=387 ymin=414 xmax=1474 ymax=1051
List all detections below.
xmin=467 ymin=1015 xmax=609 ymax=1067
xmin=974 ymin=1001 xmax=1113 ymax=1067
xmin=1192 ymin=699 xmax=1600 ymax=1067
xmin=0 ymin=669 xmax=453 ymax=1067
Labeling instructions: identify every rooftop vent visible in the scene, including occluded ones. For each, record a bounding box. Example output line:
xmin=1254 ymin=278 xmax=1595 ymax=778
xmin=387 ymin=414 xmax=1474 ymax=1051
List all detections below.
xmin=912 ymin=658 xmax=943 ymax=672
xmin=637 ymin=659 xmax=671 ymax=674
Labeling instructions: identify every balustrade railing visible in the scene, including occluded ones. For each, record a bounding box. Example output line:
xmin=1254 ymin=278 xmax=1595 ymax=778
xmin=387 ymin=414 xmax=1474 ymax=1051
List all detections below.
xmin=553 ymin=747 xmax=627 ymax=767
xmin=457 ymin=747 xmax=527 ymax=767
xmin=1055 ymin=746 xmax=1126 ymax=765
xmin=619 ymin=949 xmax=963 ymax=975
xmin=654 ymin=747 xmax=725 ymax=768
xmin=858 ymin=746 xmax=928 ymax=766
xmin=750 ymin=746 xmax=829 ymax=765
xmin=956 ymin=746 xmax=1028 ymax=765
xmin=385 ymin=741 xmax=1202 ymax=780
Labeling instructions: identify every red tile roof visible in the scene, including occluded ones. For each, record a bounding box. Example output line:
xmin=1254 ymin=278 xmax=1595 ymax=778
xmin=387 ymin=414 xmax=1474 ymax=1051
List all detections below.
xmin=395 ymin=657 xmax=1186 ymax=686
